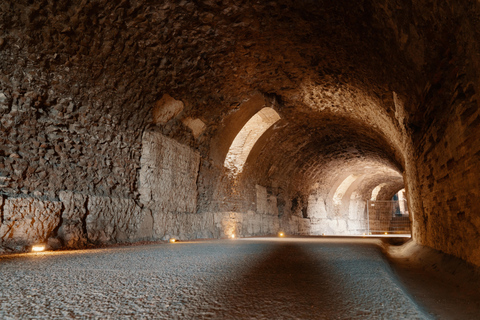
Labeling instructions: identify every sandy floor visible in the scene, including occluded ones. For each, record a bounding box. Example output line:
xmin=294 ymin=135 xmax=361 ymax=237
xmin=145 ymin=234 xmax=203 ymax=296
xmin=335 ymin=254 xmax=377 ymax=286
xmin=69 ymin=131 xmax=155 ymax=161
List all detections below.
xmin=0 ymin=237 xmax=475 ymax=319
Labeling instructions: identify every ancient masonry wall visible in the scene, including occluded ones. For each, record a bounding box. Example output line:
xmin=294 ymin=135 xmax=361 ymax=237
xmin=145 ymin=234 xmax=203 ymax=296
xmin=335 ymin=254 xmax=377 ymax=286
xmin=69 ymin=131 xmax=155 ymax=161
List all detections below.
xmin=308 ymin=193 xmax=367 ymax=236
xmin=411 ymin=85 xmax=480 ymax=266
xmin=0 ymin=84 xmax=148 ymax=252
xmin=401 ymin=18 xmax=480 ymax=266
xmin=307 ymin=175 xmax=369 ymax=236
xmin=138 ymin=130 xmax=309 ymax=241
xmin=0 ymin=128 xmax=308 ymax=253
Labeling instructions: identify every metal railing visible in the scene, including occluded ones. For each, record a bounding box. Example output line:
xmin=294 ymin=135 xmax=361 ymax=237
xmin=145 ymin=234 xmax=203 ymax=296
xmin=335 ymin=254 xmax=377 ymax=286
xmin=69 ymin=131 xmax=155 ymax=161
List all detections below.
xmin=366 ymin=200 xmax=411 ymax=234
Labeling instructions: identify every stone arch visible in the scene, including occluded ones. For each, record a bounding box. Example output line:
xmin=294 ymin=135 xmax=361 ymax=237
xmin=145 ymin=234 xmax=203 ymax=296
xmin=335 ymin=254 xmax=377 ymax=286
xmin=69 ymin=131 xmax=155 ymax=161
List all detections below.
xmin=371 ymin=183 xmax=387 ymax=201
xmin=209 ymin=93 xmax=273 ymax=167
xmin=224 ymin=107 xmax=280 ymax=176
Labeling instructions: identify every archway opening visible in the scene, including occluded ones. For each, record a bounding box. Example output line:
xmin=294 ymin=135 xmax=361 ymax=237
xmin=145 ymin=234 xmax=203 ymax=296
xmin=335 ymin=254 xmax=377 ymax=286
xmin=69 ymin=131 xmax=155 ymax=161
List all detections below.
xmin=224 ymin=107 xmax=280 ymax=176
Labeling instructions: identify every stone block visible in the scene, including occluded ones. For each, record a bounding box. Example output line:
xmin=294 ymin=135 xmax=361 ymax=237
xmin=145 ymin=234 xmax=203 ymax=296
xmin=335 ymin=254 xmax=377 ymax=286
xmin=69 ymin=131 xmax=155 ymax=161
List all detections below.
xmin=57 ymin=191 xmax=87 ymax=248
xmin=182 ymin=117 xmax=206 ymax=138
xmin=256 ymin=185 xmax=268 ymax=214
xmin=0 ymin=197 xmax=62 ymax=247
xmin=153 ymin=211 xmax=216 ymax=240
xmin=139 ymin=131 xmax=200 ymax=213
xmin=152 ymin=94 xmax=184 ymax=124
xmin=256 ymin=185 xmax=278 ymax=215
xmin=86 ymin=196 xmax=142 ymax=243
xmin=135 ymin=208 xmax=154 ymax=241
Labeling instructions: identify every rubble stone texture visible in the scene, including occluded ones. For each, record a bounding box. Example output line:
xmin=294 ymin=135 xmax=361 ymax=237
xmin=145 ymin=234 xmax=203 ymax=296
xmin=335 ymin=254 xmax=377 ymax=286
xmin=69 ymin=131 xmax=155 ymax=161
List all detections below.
xmin=0 ymin=0 xmax=479 ymax=267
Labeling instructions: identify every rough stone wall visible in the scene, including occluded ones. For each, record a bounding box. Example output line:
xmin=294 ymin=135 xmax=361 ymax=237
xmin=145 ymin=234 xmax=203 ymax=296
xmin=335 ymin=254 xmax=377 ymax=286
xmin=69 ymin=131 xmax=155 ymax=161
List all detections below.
xmin=0 ymin=120 xmax=309 ymax=253
xmin=412 ymin=81 xmax=480 ymax=265
xmin=0 ymin=197 xmax=62 ymax=250
xmin=0 ymin=67 xmax=146 ymax=252
xmin=0 ymin=191 xmax=153 ymax=252
xmin=0 ymin=90 xmax=143 ymax=199
xmin=0 ymin=0 xmax=479 ymax=267
xmin=0 ymin=0 xmax=406 ymax=252
xmin=390 ymin=0 xmax=480 ymax=266
xmin=139 ymin=129 xmax=308 ymax=240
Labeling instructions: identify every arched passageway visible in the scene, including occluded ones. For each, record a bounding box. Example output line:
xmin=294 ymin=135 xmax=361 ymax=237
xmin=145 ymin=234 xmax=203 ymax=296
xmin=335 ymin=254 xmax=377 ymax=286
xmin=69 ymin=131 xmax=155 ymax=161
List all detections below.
xmin=0 ymin=0 xmax=479 ymax=270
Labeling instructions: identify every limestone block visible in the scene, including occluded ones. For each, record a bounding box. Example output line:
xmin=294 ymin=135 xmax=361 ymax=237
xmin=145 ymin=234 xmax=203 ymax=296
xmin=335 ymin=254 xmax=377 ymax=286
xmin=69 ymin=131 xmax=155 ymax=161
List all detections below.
xmin=139 ymin=131 xmax=200 ymax=213
xmin=57 ymin=191 xmax=87 ymax=248
xmin=256 ymin=185 xmax=268 ymax=214
xmin=148 ymin=209 xmax=306 ymax=241
xmin=182 ymin=117 xmax=206 ymax=138
xmin=267 ymin=194 xmax=279 ymax=216
xmin=220 ymin=212 xmax=242 ymax=237
xmin=307 ymin=195 xmax=328 ymax=219
xmin=152 ymin=94 xmax=184 ymax=124
xmin=0 ymin=197 xmax=62 ymax=246
xmin=244 ymin=210 xmax=259 ymax=235
xmin=153 ymin=211 xmax=216 ymax=240
xmin=261 ymin=214 xmax=279 ymax=234
xmin=256 ymin=185 xmax=278 ymax=215
xmin=86 ymin=196 xmax=142 ymax=243
xmin=135 ymin=208 xmax=154 ymax=241
xmin=348 ymin=199 xmax=366 ymax=220
xmin=310 ymin=218 xmax=346 ymax=235
xmin=299 ymin=218 xmax=311 ymax=235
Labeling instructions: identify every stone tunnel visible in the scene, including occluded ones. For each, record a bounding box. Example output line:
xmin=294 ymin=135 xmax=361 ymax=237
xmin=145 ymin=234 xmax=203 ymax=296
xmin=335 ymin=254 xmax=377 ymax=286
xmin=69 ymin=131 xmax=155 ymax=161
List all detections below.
xmin=0 ymin=0 xmax=479 ymax=271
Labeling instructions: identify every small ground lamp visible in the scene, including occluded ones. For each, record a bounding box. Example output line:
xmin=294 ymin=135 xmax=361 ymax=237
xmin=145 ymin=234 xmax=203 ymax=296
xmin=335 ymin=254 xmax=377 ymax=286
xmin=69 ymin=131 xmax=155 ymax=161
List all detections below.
xmin=169 ymin=238 xmax=177 ymax=243
xmin=31 ymin=244 xmax=46 ymax=252
xmin=278 ymin=231 xmax=285 ymax=237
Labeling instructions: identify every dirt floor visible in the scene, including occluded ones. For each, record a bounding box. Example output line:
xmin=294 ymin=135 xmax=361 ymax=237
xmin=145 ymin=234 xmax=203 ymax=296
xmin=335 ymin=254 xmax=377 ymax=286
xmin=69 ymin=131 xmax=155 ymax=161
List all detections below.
xmin=0 ymin=237 xmax=478 ymax=319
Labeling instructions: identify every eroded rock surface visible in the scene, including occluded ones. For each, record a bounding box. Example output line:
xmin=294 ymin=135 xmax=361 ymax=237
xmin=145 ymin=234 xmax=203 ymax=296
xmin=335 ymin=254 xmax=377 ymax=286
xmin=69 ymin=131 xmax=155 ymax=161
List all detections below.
xmin=86 ymin=196 xmax=142 ymax=243
xmin=57 ymin=191 xmax=87 ymax=248
xmin=0 ymin=198 xmax=62 ymax=249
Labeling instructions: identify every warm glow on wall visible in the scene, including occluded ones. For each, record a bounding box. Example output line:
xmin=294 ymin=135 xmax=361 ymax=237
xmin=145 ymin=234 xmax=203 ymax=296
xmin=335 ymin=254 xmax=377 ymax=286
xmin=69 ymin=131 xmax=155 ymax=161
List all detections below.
xmin=230 ymin=234 xmax=236 ymax=239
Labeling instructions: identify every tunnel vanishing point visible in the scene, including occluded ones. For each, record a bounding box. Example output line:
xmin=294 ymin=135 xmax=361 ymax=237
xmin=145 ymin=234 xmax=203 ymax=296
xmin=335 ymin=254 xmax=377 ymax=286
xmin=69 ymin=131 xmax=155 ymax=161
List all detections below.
xmin=0 ymin=0 xmax=479 ymax=267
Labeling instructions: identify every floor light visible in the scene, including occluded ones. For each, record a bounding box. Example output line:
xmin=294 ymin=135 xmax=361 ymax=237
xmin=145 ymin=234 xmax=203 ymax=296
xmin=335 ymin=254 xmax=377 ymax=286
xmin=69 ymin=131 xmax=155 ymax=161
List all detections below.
xmin=31 ymin=245 xmax=45 ymax=252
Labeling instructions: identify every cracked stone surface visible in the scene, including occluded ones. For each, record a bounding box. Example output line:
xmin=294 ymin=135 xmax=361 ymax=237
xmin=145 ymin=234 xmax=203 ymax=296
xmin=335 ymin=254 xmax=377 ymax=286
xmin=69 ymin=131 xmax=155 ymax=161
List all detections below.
xmin=0 ymin=198 xmax=62 ymax=249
